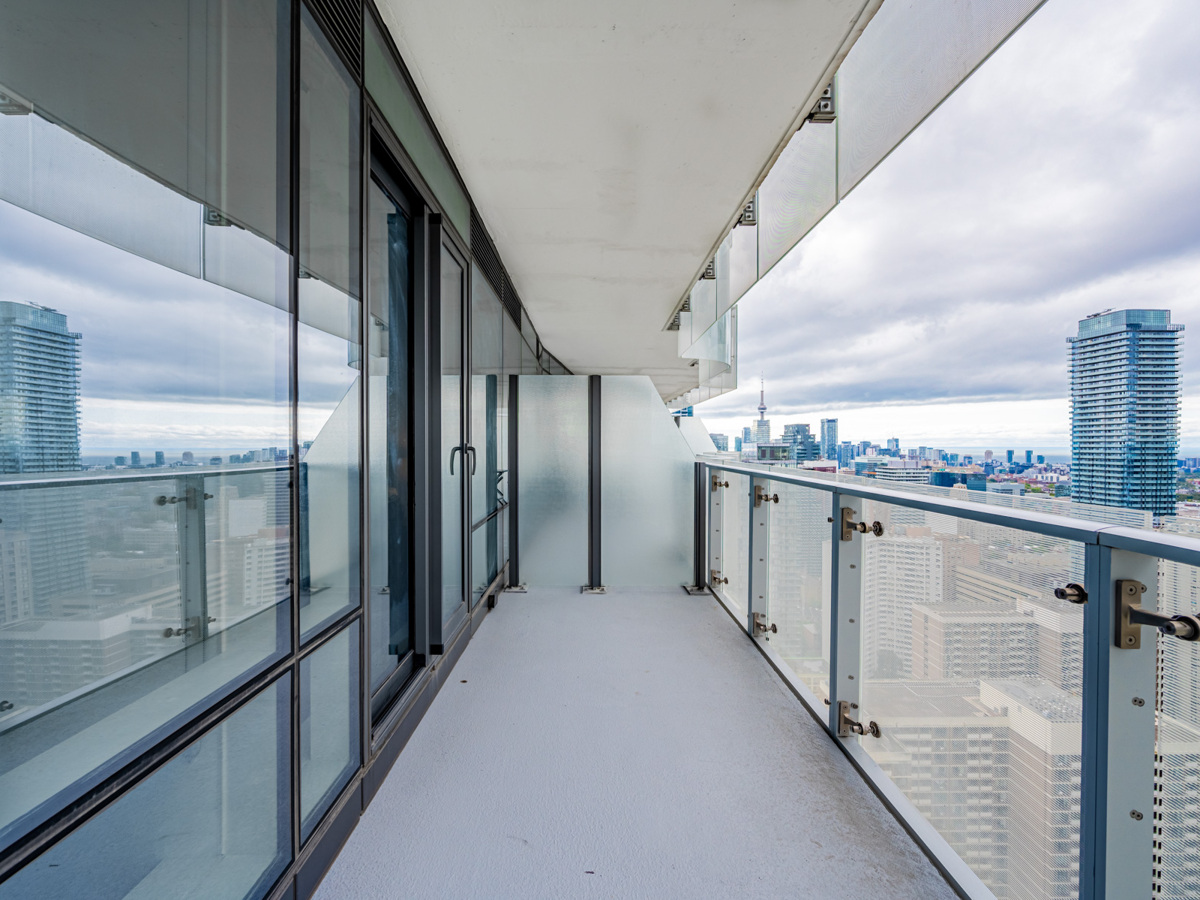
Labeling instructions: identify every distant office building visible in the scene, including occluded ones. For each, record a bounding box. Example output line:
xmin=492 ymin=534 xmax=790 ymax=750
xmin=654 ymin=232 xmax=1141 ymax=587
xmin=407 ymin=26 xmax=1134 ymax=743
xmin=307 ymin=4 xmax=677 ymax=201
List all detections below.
xmin=155 ymin=451 xmax=166 ymax=466
xmin=1036 ymin=454 xmax=1045 ymax=465
xmin=886 ymin=437 xmax=900 ymax=454
xmin=0 ymin=301 xmax=82 ymax=474
xmin=1069 ymin=309 xmax=1183 ymax=518
xmin=820 ymin=418 xmax=838 ymax=459
xmin=987 ymin=482 xmax=1025 ymax=496
xmin=1006 ymin=450 xmax=1014 ymax=464
xmin=757 ymin=443 xmax=790 ymax=462
xmin=733 ymin=437 xmax=742 ymax=452
xmin=874 ymin=466 xmax=931 ymax=486
xmin=783 ymin=423 xmax=819 ymax=461
xmin=0 ymin=528 xmax=34 ymax=625
xmin=1024 ymin=450 xmax=1033 ymax=465
xmin=984 ymin=450 xmax=994 ymax=462
xmin=753 ymin=419 xmax=771 ymax=446
xmin=742 ymin=427 xmax=753 ymax=448
xmin=709 ymin=433 xmax=729 ymax=452
xmin=836 ymin=441 xmax=854 ymax=468
xmin=113 ymin=456 xmax=127 ymax=467
xmin=130 ymin=451 xmax=141 ymax=467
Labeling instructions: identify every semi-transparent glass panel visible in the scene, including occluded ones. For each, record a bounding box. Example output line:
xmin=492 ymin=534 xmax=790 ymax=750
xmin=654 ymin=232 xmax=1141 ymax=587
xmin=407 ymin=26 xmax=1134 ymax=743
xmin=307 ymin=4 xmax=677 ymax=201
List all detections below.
xmin=364 ymin=17 xmax=469 ymax=238
xmin=366 ymin=178 xmax=411 ymax=693
xmin=1153 ymin=522 xmax=1200 ymax=896
xmin=836 ymin=0 xmax=1043 ymax=198
xmin=857 ymin=501 xmax=1084 ymax=900
xmin=0 ymin=674 xmax=290 ymax=900
xmin=729 ymin=217 xmax=758 ymax=308
xmin=300 ymin=625 xmax=359 ymax=842
xmin=470 ymin=521 xmax=498 ymax=610
xmin=600 ymin=377 xmax=692 ymax=586
xmin=440 ymin=246 xmax=465 ymax=630
xmin=715 ymin=474 xmax=751 ymax=623
xmin=470 ymin=273 xmax=503 ymax=526
xmin=517 ymin=377 xmax=588 ymax=586
xmin=757 ymin=123 xmax=837 ymax=278
xmin=767 ymin=485 xmax=833 ymax=701
xmin=0 ymin=0 xmax=289 ymax=290
xmin=297 ymin=14 xmax=362 ymax=638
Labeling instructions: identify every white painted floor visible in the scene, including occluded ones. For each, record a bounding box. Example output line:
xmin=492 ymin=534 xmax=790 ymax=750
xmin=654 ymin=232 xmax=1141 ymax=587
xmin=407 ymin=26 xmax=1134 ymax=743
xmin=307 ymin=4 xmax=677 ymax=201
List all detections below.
xmin=316 ymin=588 xmax=957 ymax=899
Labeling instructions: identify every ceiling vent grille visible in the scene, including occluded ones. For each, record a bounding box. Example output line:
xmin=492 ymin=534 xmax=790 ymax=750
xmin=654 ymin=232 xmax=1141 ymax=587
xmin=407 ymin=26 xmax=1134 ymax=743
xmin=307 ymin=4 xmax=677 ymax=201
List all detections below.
xmin=307 ymin=0 xmax=363 ymax=77
xmin=470 ymin=208 xmax=521 ymax=325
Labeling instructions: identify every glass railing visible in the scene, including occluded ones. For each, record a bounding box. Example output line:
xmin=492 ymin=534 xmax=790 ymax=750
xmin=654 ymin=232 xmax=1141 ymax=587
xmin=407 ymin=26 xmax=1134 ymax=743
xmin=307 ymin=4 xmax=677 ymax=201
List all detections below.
xmin=0 ymin=463 xmax=290 ymax=850
xmin=702 ymin=458 xmax=1200 ymax=900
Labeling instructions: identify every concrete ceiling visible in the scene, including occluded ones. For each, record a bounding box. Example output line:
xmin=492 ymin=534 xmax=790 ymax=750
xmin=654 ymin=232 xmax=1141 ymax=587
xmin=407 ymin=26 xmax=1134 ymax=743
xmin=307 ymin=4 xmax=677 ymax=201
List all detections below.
xmin=376 ymin=0 xmax=877 ymax=399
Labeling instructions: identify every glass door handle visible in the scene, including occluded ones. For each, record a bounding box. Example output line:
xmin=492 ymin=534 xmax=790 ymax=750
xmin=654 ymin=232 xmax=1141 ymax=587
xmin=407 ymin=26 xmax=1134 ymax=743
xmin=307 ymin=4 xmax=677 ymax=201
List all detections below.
xmin=449 ymin=445 xmax=462 ymax=475
xmin=465 ymin=445 xmax=477 ymax=476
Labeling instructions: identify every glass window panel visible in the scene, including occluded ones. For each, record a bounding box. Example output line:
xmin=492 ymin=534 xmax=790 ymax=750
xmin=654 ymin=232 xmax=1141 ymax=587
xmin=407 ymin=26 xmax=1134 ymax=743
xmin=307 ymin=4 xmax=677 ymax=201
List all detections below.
xmin=364 ymin=17 xmax=469 ymax=239
xmin=470 ymin=272 xmax=503 ymax=526
xmin=729 ymin=216 xmax=758 ymax=308
xmin=0 ymin=674 xmax=290 ymax=900
xmin=516 ymin=377 xmax=588 ymax=586
xmin=297 ymin=10 xmax=362 ymax=639
xmin=470 ymin=521 xmax=497 ymax=610
xmin=0 ymin=196 xmax=290 ymax=847
xmin=856 ymin=502 xmax=1083 ymax=900
xmin=300 ymin=625 xmax=359 ymax=842
xmin=600 ymin=377 xmax=692 ymax=586
xmin=757 ymin=123 xmax=837 ymax=278
xmin=440 ymin=246 xmax=465 ymax=630
xmin=0 ymin=0 xmax=289 ymax=292
xmin=766 ymin=485 xmax=833 ymax=701
xmin=366 ymin=178 xmax=411 ymax=693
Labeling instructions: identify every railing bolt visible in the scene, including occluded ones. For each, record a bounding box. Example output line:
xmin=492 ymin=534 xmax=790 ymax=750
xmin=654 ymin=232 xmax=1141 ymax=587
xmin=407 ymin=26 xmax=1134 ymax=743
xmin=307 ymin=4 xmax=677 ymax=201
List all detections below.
xmin=1132 ymin=697 xmax=1145 ymax=707
xmin=1131 ymin=810 xmax=1144 ymax=821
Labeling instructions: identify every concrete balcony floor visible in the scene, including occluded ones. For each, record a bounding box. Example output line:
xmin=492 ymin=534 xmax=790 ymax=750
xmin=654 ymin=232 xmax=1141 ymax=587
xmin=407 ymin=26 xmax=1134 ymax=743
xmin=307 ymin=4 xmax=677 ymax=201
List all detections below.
xmin=316 ymin=588 xmax=956 ymax=899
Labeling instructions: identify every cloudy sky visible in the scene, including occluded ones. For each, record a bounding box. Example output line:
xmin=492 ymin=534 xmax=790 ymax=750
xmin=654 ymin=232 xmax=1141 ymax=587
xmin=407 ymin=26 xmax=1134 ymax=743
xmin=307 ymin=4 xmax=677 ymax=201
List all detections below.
xmin=698 ymin=0 xmax=1200 ymax=455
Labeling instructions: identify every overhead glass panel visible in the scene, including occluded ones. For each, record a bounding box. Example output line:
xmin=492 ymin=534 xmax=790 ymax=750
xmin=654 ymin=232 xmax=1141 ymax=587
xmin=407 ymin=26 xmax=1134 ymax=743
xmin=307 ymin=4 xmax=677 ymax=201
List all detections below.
xmin=298 ymin=8 xmax=362 ymax=639
xmin=757 ymin=123 xmax=837 ymax=279
xmin=837 ymin=0 xmax=1044 ymax=198
xmin=0 ymin=674 xmax=290 ymax=900
xmin=728 ymin=215 xmax=758 ymax=309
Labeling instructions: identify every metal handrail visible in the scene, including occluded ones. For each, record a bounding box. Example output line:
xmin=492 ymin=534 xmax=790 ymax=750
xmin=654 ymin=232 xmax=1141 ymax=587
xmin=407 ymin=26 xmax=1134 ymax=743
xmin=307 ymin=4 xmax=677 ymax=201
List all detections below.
xmin=706 ymin=458 xmax=1200 ymax=567
xmin=0 ymin=462 xmax=288 ymax=492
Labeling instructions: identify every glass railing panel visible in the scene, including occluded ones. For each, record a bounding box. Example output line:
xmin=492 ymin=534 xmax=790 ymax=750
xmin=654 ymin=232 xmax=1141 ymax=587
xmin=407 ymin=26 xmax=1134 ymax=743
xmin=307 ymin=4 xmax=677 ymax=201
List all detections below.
xmin=300 ymin=625 xmax=359 ymax=843
xmin=856 ymin=500 xmax=1084 ymax=900
xmin=715 ymin=474 xmax=750 ymax=623
xmin=1153 ymin=520 xmax=1200 ymax=896
xmin=767 ymin=484 xmax=833 ymax=702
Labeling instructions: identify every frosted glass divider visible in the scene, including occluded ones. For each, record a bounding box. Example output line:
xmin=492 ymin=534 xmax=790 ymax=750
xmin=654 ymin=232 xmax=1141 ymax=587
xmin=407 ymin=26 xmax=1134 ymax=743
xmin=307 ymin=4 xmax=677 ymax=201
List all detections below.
xmin=516 ymin=376 xmax=589 ymax=585
xmin=756 ymin=121 xmax=837 ymax=280
xmin=600 ymin=377 xmax=694 ymax=586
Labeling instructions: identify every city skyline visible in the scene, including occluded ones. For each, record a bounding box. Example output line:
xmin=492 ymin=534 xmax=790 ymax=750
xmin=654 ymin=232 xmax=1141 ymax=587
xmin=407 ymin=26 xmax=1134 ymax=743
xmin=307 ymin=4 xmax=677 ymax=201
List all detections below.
xmin=695 ymin=0 xmax=1200 ymax=452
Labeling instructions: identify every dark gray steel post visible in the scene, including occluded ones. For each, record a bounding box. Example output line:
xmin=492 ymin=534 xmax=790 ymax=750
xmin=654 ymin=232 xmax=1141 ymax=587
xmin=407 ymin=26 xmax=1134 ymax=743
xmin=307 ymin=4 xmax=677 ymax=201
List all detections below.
xmin=585 ymin=374 xmax=603 ymax=591
xmin=508 ymin=373 xmax=520 ymax=586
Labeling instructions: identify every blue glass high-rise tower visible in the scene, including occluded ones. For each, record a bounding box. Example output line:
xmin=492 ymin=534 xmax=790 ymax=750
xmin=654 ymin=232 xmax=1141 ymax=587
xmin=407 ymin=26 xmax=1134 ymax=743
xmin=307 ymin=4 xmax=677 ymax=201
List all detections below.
xmin=1068 ymin=309 xmax=1183 ymax=518
xmin=0 ymin=301 xmax=82 ymax=474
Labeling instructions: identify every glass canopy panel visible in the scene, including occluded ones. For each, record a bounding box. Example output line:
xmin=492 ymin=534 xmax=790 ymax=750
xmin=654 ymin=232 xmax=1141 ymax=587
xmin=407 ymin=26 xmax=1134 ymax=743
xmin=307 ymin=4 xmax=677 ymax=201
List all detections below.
xmin=757 ymin=122 xmax=836 ymax=279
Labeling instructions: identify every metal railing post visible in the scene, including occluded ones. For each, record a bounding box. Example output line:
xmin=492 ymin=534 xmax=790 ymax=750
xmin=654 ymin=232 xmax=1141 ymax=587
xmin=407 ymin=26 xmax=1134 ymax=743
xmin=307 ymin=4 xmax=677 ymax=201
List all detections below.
xmin=748 ymin=477 xmax=773 ymax=637
xmin=686 ymin=462 xmax=709 ymax=593
xmin=1079 ymin=544 xmax=1158 ymax=899
xmin=177 ymin=472 xmax=210 ymax=654
xmin=828 ymin=492 xmax=863 ymax=736
xmin=709 ymin=469 xmax=725 ymax=590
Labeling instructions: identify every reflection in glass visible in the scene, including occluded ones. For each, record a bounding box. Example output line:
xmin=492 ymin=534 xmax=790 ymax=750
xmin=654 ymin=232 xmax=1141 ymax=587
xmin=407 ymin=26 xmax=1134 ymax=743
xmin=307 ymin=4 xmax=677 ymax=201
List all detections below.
xmin=301 ymin=626 xmax=360 ymax=841
xmin=441 ymin=246 xmax=465 ymax=629
xmin=0 ymin=675 xmax=291 ymax=900
xmin=470 ymin=273 xmax=503 ymax=527
xmin=298 ymin=9 xmax=362 ymax=639
xmin=366 ymin=178 xmax=411 ymax=696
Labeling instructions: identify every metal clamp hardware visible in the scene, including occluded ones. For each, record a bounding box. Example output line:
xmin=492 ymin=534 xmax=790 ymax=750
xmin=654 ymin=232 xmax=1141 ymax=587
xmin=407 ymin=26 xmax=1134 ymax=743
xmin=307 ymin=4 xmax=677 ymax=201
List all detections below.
xmin=156 ymin=491 xmax=213 ymax=506
xmin=837 ymin=701 xmax=880 ymax=738
xmin=840 ymin=507 xmax=884 ymax=541
xmin=1054 ymin=583 xmax=1088 ymax=604
xmin=754 ymin=485 xmax=779 ymax=508
xmin=710 ymin=569 xmax=728 ymax=585
xmin=1116 ymin=580 xmax=1200 ymax=649
xmin=711 ymin=475 xmax=729 ymax=492
xmin=753 ymin=612 xmax=777 ymax=635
